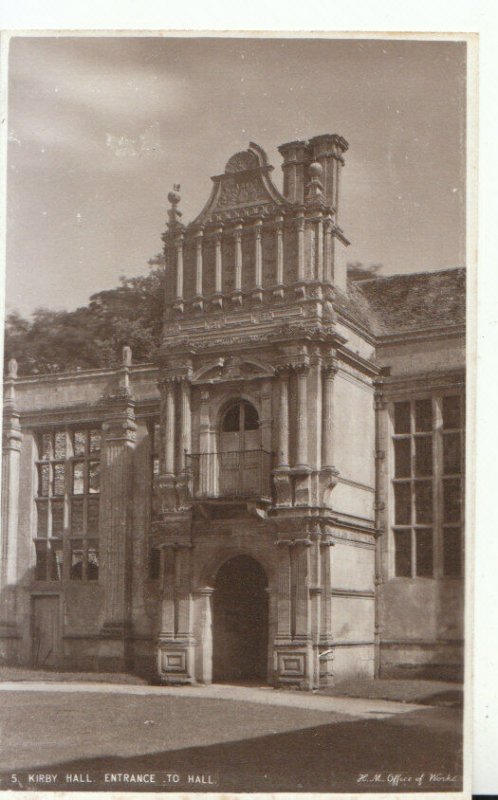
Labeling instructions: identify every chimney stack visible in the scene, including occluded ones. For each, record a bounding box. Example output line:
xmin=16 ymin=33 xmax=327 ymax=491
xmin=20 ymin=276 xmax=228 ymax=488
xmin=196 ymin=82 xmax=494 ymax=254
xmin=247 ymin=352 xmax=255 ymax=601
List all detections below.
xmin=279 ymin=133 xmax=349 ymax=214
xmin=308 ymin=134 xmax=349 ymax=212
xmin=278 ymin=140 xmax=310 ymax=205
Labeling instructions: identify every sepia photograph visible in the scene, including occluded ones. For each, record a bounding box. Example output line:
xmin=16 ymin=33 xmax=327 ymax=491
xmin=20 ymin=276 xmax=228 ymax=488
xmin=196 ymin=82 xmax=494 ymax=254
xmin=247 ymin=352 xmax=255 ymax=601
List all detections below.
xmin=0 ymin=31 xmax=471 ymax=795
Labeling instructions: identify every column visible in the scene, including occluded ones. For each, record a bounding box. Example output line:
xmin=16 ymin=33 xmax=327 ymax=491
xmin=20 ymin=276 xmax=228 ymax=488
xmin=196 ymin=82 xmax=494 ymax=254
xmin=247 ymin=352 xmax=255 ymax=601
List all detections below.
xmin=252 ymin=219 xmax=263 ymax=302
xmin=194 ymin=228 xmax=203 ymax=311
xmin=273 ymin=217 xmax=284 ymax=299
xmin=275 ymin=542 xmax=291 ymax=639
xmin=295 ymin=365 xmax=309 ymax=469
xmin=310 ymin=538 xmax=322 ymax=687
xmin=176 ymin=379 xmax=192 ymax=508
xmin=321 ymin=361 xmax=339 ymax=501
xmin=320 ymin=541 xmax=335 ymax=683
xmin=212 ymin=227 xmax=223 ymax=309
xmin=198 ymin=390 xmax=211 ymax=496
xmin=293 ymin=541 xmax=311 ymax=640
xmin=297 ymin=213 xmax=305 ymax=282
xmin=233 ymin=224 xmax=243 ymax=304
xmin=164 ymin=381 xmax=176 ymax=476
xmin=100 ymin=392 xmax=137 ymax=661
xmin=178 ymin=380 xmax=191 ymax=472
xmin=157 ymin=379 xmax=177 ymax=512
xmin=273 ymin=369 xmax=292 ymax=507
xmin=316 ymin=215 xmax=324 ymax=282
xmin=322 ymin=362 xmax=337 ymax=468
xmin=193 ymin=587 xmax=214 ymax=683
xmin=175 ymin=545 xmax=192 ymax=638
xmin=160 ymin=546 xmax=176 ymax=638
xmin=323 ymin=217 xmax=333 ymax=283
xmin=1 ymin=360 xmax=21 ymax=630
xmin=277 ymin=369 xmax=289 ymax=468
xmin=174 ymin=233 xmax=184 ymax=310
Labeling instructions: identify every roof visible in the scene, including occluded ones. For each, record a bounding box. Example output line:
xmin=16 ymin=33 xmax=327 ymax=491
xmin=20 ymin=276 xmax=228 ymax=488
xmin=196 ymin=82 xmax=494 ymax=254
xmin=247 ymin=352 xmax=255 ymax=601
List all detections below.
xmin=345 ymin=267 xmax=466 ymax=336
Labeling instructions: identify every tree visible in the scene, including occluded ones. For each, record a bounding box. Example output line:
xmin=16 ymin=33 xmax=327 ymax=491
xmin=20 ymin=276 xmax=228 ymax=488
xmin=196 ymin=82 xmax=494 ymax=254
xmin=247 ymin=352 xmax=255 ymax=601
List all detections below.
xmin=3 ymin=261 xmax=167 ymax=376
xmin=347 ymin=261 xmax=383 ymax=282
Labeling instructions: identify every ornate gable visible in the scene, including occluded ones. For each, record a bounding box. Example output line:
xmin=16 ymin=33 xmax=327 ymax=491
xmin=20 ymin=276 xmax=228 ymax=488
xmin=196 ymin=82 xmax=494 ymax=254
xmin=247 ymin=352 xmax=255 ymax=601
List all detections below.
xmin=192 ymin=142 xmax=288 ymax=225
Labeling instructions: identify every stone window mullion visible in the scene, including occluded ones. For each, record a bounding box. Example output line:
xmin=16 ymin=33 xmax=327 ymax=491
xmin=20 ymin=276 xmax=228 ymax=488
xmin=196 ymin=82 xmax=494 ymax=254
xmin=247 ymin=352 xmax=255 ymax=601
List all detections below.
xmin=409 ymin=400 xmax=416 ymax=578
xmin=433 ymin=397 xmax=444 ymax=579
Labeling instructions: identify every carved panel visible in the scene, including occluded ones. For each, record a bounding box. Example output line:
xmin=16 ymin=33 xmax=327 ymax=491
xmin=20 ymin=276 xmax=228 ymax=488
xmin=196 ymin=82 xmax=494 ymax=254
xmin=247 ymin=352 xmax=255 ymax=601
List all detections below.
xmin=217 ymin=175 xmax=267 ymax=208
xmin=278 ymin=652 xmax=305 ymax=676
xmin=225 ymin=150 xmax=260 ymax=173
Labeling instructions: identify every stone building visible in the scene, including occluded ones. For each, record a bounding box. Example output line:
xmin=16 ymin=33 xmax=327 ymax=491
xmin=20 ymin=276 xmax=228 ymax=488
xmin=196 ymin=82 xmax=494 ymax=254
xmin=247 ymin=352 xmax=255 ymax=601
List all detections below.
xmin=0 ymin=134 xmax=465 ymax=688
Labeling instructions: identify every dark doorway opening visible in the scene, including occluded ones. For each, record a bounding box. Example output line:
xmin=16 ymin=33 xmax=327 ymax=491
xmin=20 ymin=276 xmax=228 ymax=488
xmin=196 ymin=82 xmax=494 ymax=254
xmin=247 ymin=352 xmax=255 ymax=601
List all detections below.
xmin=213 ymin=555 xmax=268 ymax=683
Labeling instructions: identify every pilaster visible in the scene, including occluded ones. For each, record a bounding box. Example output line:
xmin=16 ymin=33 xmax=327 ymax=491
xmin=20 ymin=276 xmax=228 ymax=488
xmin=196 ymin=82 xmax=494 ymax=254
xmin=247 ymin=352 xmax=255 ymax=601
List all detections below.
xmin=157 ymin=543 xmax=195 ymax=684
xmin=99 ymin=370 xmax=137 ymax=667
xmin=273 ymin=367 xmax=292 ymax=507
xmin=320 ymin=358 xmax=340 ymax=499
xmin=1 ymin=360 xmax=22 ymax=632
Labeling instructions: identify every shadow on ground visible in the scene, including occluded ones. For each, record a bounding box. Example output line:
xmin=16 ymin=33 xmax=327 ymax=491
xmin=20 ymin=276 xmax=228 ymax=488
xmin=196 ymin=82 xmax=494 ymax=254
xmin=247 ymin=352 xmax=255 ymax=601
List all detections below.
xmin=7 ymin=707 xmax=463 ymax=794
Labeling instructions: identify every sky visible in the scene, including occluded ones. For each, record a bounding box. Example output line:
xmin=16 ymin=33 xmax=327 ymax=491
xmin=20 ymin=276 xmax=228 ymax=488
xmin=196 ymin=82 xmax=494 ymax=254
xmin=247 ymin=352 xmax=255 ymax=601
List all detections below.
xmin=5 ymin=35 xmax=466 ymax=316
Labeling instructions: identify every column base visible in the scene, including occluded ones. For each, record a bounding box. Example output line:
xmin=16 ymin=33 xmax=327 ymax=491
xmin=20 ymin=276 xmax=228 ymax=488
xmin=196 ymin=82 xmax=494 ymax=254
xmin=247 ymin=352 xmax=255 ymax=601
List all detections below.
xmin=157 ymin=473 xmax=178 ymax=511
xmin=290 ymin=466 xmax=311 ymax=507
xmin=272 ymin=466 xmax=292 ymax=507
xmin=210 ymin=293 xmax=223 ymax=310
xmin=273 ymin=640 xmax=314 ymax=690
xmin=157 ymin=638 xmax=196 ymax=684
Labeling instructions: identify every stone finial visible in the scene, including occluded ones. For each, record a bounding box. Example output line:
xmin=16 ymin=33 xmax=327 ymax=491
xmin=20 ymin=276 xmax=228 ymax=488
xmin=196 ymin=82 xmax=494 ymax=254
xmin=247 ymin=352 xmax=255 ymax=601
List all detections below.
xmin=7 ymin=358 xmax=18 ymax=379
xmin=305 ymin=161 xmax=325 ymax=205
xmin=122 ymin=345 xmax=132 ymax=367
xmin=167 ymin=184 xmax=183 ymax=229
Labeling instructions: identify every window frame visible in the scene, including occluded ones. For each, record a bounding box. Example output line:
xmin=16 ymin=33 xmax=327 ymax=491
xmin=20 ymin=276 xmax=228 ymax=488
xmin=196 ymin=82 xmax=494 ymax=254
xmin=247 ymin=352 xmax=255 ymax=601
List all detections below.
xmin=389 ymin=393 xmax=464 ymax=580
xmin=34 ymin=426 xmax=101 ymax=583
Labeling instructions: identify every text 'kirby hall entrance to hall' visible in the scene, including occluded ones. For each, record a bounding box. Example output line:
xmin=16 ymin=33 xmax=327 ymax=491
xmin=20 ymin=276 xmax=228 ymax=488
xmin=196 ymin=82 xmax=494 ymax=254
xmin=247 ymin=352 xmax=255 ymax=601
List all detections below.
xmin=212 ymin=555 xmax=268 ymax=683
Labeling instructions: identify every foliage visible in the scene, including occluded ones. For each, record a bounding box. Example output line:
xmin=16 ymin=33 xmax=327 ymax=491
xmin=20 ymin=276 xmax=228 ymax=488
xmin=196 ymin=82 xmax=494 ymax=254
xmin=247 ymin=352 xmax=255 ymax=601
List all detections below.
xmin=4 ymin=259 xmax=166 ymax=376
xmin=347 ymin=261 xmax=383 ymax=282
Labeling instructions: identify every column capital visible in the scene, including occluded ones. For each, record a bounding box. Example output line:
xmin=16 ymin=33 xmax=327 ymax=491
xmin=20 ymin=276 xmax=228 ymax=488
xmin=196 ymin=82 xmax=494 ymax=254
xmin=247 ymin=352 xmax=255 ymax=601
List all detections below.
xmin=293 ymin=361 xmax=311 ymax=375
xmin=194 ymin=226 xmax=204 ymax=239
xmin=102 ymin=402 xmax=137 ymax=446
xmin=323 ymin=359 xmax=339 ymax=377
xmin=275 ymin=364 xmax=291 ymax=378
xmin=374 ymin=392 xmax=386 ymax=411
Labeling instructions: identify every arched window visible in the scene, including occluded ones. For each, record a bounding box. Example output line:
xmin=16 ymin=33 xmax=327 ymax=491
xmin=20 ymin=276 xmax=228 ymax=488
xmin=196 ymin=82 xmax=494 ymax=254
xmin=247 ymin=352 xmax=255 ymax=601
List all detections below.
xmin=222 ymin=401 xmax=259 ymax=433
xmin=218 ymin=400 xmax=268 ymax=498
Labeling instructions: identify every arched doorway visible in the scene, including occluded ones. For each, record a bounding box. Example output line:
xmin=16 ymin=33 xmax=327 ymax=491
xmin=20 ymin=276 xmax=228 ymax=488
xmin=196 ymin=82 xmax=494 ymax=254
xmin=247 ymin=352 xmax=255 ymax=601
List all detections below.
xmin=212 ymin=555 xmax=268 ymax=683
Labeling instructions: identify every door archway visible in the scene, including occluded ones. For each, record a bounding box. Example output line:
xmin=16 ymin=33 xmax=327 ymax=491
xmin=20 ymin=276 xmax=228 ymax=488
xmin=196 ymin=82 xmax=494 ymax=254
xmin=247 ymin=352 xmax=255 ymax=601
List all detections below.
xmin=212 ymin=554 xmax=268 ymax=683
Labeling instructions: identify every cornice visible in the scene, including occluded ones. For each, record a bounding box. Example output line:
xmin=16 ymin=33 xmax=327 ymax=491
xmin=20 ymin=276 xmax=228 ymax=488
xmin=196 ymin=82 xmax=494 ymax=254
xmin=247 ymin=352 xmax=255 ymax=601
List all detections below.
xmin=377 ymin=368 xmax=465 ymax=397
xmin=10 ymin=362 xmax=158 ymax=389
xmin=375 ymin=323 xmax=465 ymax=346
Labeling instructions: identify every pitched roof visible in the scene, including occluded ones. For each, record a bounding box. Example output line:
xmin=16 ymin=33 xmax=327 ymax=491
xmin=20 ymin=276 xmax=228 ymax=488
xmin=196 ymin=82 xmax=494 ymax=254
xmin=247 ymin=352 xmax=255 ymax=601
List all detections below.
xmin=344 ymin=267 xmax=466 ymax=336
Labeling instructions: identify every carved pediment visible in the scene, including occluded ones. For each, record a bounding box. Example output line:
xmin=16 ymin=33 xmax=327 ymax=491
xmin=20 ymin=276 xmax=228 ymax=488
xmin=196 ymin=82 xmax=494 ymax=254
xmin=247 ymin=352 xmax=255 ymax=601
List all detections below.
xmin=192 ymin=142 xmax=287 ymax=225
xmin=192 ymin=356 xmax=275 ymax=384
